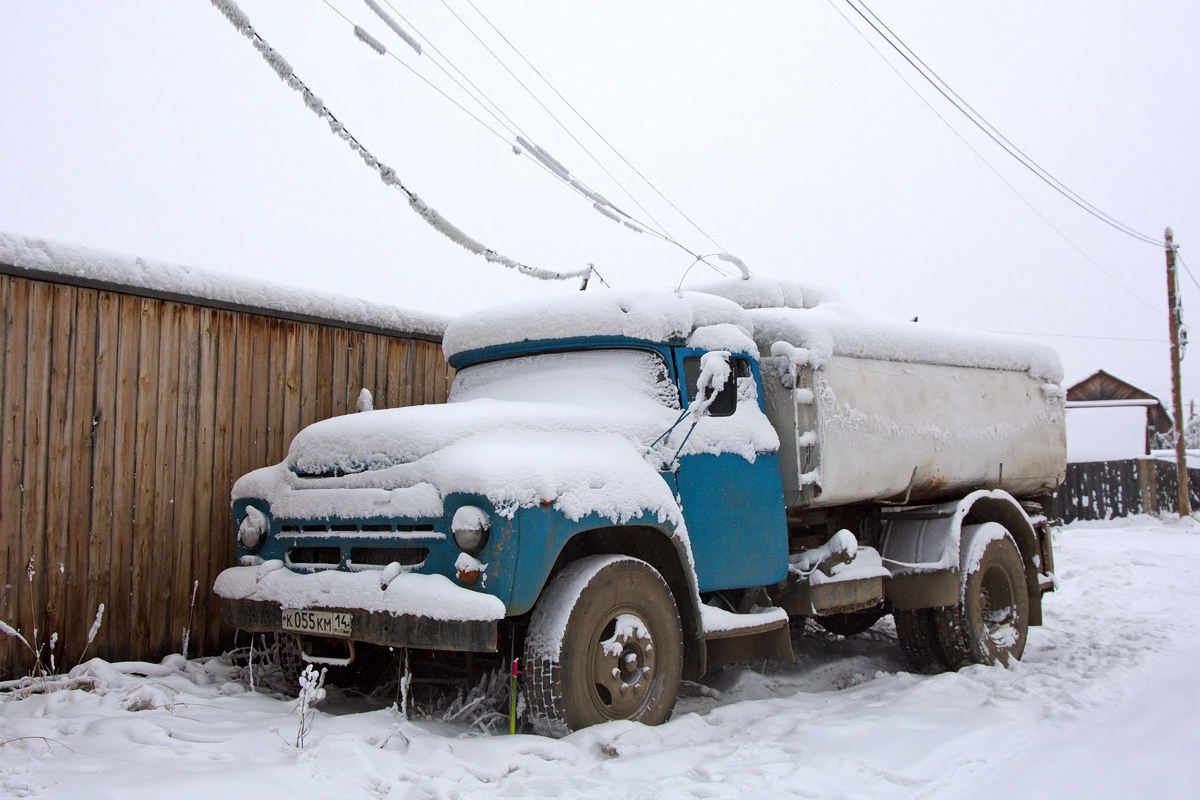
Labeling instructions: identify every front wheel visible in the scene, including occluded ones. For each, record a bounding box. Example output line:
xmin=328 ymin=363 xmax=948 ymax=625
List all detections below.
xmin=934 ymin=523 xmax=1030 ymax=668
xmin=523 ymin=555 xmax=683 ymax=737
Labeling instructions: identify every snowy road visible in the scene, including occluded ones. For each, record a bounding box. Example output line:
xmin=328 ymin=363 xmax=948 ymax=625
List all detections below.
xmin=3 ymin=516 xmax=1199 ymax=799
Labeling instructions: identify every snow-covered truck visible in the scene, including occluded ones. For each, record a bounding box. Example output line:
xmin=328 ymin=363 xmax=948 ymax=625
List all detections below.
xmin=214 ymin=278 xmax=1065 ymax=735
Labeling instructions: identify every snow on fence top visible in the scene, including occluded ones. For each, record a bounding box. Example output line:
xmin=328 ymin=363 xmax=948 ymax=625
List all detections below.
xmin=0 ymin=232 xmax=447 ymax=340
xmin=442 ymin=289 xmax=756 ymax=362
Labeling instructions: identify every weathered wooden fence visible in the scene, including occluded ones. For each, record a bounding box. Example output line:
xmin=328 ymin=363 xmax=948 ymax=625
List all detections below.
xmin=1 ymin=269 xmax=451 ymax=679
xmin=1054 ymin=458 xmax=1200 ymax=522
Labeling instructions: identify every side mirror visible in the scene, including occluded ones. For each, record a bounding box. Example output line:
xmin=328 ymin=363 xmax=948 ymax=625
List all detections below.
xmin=683 ymin=352 xmax=737 ymax=418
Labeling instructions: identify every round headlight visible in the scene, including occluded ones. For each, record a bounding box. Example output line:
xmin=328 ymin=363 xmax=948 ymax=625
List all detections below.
xmin=451 ymin=505 xmax=490 ymax=555
xmin=238 ymin=506 xmax=268 ymax=552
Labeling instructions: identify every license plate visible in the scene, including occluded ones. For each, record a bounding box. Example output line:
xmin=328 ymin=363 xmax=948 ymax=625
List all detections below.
xmin=281 ymin=608 xmax=353 ymax=638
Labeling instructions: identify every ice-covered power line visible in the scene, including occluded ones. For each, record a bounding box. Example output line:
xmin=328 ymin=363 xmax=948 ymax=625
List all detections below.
xmin=312 ymin=0 xmax=752 ymax=278
xmin=433 ymin=0 xmax=681 ymax=244
xmin=460 ymin=0 xmax=733 ymax=256
xmin=364 ymin=0 xmax=420 ymax=55
xmin=839 ymin=0 xmax=1163 ymax=248
xmin=209 ymin=0 xmax=591 ymax=283
xmin=320 ymin=1 xmax=662 ymax=238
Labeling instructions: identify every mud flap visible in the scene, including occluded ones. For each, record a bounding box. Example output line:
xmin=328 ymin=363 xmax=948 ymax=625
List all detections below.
xmin=702 ymin=617 xmax=794 ymax=671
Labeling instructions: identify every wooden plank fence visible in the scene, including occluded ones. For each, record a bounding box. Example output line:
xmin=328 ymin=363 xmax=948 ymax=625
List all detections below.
xmin=0 ymin=270 xmax=451 ymax=679
xmin=1054 ymin=458 xmax=1200 ymax=522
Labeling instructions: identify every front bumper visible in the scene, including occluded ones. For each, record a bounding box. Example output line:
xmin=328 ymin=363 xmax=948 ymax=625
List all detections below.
xmin=214 ymin=564 xmax=505 ymax=652
xmin=220 ymin=598 xmax=497 ymax=652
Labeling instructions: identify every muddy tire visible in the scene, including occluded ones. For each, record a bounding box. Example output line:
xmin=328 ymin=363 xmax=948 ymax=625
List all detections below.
xmin=934 ymin=523 xmax=1029 ymax=669
xmin=894 ymin=608 xmax=950 ymax=674
xmin=816 ymin=604 xmax=886 ymax=637
xmin=523 ymin=555 xmax=683 ymax=737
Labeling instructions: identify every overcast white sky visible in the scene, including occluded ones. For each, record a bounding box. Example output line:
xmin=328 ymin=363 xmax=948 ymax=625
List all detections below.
xmin=3 ymin=1 xmax=1198 ymax=458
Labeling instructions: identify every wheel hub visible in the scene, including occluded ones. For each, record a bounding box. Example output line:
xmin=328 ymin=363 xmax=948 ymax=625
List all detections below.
xmin=980 ymin=564 xmax=1020 ymax=647
xmin=591 ymin=612 xmax=656 ymax=716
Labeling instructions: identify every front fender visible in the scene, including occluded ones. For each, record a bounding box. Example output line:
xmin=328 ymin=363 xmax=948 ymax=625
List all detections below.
xmin=505 ymin=504 xmax=698 ymax=618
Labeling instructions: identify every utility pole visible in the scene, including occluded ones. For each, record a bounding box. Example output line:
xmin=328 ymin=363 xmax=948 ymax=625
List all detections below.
xmin=1166 ymin=227 xmax=1191 ymax=516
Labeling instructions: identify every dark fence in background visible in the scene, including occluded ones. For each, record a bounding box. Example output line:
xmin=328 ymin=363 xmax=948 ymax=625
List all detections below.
xmin=1055 ymin=458 xmax=1200 ymax=522
xmin=1 ymin=270 xmax=452 ymax=680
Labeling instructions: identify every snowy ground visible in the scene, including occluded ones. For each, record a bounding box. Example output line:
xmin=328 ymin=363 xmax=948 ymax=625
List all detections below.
xmin=3 ymin=515 xmax=1199 ymax=799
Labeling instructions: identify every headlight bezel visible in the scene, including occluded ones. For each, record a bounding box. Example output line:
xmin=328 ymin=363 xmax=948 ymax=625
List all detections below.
xmin=450 ymin=504 xmax=491 ymax=556
xmin=237 ymin=504 xmax=269 ymax=553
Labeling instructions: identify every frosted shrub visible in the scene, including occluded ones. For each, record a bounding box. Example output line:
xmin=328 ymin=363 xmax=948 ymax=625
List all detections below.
xmin=294 ymin=664 xmax=327 ymax=748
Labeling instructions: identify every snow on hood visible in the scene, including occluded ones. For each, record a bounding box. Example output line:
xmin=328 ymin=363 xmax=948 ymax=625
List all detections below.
xmin=0 ymin=231 xmax=446 ymax=339
xmin=236 ymin=415 xmax=691 ymax=527
xmin=282 ymin=399 xmax=670 ymax=477
xmin=751 ymin=304 xmax=1064 ymax=383
xmin=442 ymin=289 xmax=753 ymax=361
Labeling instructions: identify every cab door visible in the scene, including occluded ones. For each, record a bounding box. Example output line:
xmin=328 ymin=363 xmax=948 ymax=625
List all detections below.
xmin=671 ymin=349 xmax=788 ymax=592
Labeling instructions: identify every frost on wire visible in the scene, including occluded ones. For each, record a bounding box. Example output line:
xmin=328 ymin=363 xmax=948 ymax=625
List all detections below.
xmin=208 ymin=0 xmax=589 ymax=283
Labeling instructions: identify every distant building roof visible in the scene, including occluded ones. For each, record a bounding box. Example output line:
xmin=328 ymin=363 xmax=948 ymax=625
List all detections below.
xmin=1066 ymin=369 xmax=1173 ymax=437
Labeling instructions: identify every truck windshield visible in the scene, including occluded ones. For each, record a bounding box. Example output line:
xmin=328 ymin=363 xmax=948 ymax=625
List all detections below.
xmin=449 ymin=349 xmax=680 ymax=412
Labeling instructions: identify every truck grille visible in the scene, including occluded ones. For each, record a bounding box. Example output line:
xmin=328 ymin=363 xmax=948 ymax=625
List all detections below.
xmin=350 ymin=547 xmax=429 ymax=567
xmin=287 ymin=546 xmax=341 ymax=566
xmin=278 ymin=523 xmax=435 ymax=534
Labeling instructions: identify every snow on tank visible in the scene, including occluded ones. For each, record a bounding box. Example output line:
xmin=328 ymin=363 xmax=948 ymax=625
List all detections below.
xmin=690 ymin=276 xmax=1062 ymax=383
xmin=689 ymin=276 xmax=1066 ymax=508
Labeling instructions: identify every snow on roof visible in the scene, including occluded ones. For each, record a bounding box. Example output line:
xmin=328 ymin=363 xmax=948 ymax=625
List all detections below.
xmin=0 ymin=231 xmax=447 ymax=340
xmin=442 ymin=289 xmax=754 ymax=361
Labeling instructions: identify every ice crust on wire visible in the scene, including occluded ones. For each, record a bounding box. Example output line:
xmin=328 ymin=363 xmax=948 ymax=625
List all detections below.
xmin=364 ymin=0 xmax=422 ymax=55
xmin=0 ymin=231 xmax=446 ymax=338
xmin=208 ymin=0 xmax=588 ymax=283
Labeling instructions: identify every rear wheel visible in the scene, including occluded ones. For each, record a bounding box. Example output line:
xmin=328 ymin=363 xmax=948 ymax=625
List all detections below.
xmin=523 ymin=555 xmax=683 ymax=737
xmin=934 ymin=523 xmax=1029 ymax=668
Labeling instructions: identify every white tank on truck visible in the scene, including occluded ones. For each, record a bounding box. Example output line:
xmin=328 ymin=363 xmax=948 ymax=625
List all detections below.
xmin=691 ymin=281 xmax=1067 ymax=509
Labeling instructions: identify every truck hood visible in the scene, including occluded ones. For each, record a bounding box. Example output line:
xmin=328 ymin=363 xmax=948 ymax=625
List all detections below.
xmin=234 ymin=406 xmax=687 ymax=529
xmin=233 ymin=395 xmax=776 ymax=523
xmin=284 ymin=398 xmax=674 ymax=478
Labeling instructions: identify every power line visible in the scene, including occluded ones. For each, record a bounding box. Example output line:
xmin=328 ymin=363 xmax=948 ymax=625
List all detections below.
xmin=990 ymin=330 xmax=1168 ymax=344
xmin=459 ymin=0 xmax=731 ymax=256
xmin=431 ymin=0 xmax=680 ymax=245
xmin=314 ymin=0 xmax=740 ymax=278
xmin=376 ymin=0 xmax=530 ymax=143
xmin=840 ymin=0 xmax=1163 ymax=248
xmin=823 ymin=0 xmax=1162 ymax=319
xmin=1177 ymin=251 xmax=1200 ymax=294
xmin=209 ymin=0 xmax=591 ymax=283
xmin=317 ymin=0 xmax=516 ymax=146
xmin=314 ymin=0 xmax=687 ymax=253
